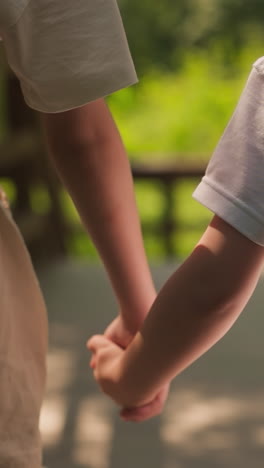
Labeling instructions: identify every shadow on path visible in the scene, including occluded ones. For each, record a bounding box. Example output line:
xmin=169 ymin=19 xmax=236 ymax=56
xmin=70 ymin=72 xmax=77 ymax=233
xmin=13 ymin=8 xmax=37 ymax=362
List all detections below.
xmin=36 ymin=259 xmax=264 ymax=468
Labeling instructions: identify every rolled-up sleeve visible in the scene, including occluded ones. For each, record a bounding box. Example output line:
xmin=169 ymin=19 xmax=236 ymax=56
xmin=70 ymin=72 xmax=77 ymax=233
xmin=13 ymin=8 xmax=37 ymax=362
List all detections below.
xmin=193 ymin=57 xmax=264 ymax=246
xmin=1 ymin=0 xmax=138 ymax=113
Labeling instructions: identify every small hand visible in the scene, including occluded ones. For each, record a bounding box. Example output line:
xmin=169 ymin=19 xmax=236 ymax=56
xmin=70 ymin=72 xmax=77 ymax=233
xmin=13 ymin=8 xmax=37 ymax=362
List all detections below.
xmin=87 ymin=334 xmax=135 ymax=406
xmin=87 ymin=334 xmax=158 ymax=409
xmin=120 ymin=382 xmax=170 ymax=422
xmin=89 ymin=316 xmax=135 ymax=369
xmin=103 ymin=315 xmax=136 ymax=349
xmin=88 ymin=315 xmax=171 ymax=421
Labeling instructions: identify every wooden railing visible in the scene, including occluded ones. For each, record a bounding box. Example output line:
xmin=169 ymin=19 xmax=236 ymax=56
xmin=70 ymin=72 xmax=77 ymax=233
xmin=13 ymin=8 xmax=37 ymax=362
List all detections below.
xmin=0 ymin=57 xmax=207 ymax=261
xmin=132 ymin=162 xmax=206 ymax=257
xmin=0 ymin=62 xmax=68 ymax=263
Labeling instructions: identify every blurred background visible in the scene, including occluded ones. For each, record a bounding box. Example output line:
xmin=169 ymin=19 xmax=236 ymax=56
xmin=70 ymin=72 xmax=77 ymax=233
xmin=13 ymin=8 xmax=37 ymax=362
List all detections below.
xmin=1 ymin=1 xmax=264 ymax=467
xmin=1 ymin=0 xmax=264 ymax=263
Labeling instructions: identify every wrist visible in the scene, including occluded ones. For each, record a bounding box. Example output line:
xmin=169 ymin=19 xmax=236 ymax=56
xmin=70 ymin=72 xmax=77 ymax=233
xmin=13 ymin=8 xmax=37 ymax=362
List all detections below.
xmin=118 ymin=332 xmax=156 ymax=406
xmin=120 ymin=289 xmax=157 ymax=332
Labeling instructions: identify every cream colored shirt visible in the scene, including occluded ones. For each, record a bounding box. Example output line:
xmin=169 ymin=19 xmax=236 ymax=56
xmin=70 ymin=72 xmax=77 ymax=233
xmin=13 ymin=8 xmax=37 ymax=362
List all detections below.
xmin=193 ymin=57 xmax=264 ymax=246
xmin=0 ymin=193 xmax=48 ymax=468
xmin=0 ymin=0 xmax=138 ymax=113
xmin=0 ymin=2 xmax=137 ymax=466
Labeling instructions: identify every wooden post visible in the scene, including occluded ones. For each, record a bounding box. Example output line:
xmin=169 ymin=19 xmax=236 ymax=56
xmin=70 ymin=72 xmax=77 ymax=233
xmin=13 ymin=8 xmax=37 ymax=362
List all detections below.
xmin=161 ymin=180 xmax=175 ymax=258
xmin=0 ymin=67 xmax=69 ymax=261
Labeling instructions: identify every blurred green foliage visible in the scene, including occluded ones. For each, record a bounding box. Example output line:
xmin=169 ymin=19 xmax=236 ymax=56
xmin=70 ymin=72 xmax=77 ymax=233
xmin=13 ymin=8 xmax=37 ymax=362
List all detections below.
xmin=119 ymin=0 xmax=264 ymax=75
xmin=107 ymin=39 xmax=263 ymax=158
xmin=57 ymin=42 xmax=263 ymax=262
xmin=1 ymin=1 xmax=264 ymax=261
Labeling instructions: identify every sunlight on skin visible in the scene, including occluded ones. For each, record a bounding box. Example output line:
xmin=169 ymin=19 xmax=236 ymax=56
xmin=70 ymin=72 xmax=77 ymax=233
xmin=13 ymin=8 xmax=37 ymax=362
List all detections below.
xmin=73 ymin=395 xmax=114 ymax=468
xmin=161 ymin=389 xmax=264 ymax=455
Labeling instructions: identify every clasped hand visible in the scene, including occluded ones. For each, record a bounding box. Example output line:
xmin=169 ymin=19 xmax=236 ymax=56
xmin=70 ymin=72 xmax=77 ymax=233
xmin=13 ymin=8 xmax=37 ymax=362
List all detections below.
xmin=87 ymin=316 xmax=169 ymax=422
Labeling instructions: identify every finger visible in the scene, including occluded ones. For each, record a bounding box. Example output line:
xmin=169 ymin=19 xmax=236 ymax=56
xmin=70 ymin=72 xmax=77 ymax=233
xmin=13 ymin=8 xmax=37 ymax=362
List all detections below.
xmin=121 ymin=386 xmax=170 ymax=422
xmin=89 ymin=357 xmax=96 ymax=369
xmin=120 ymin=400 xmax=161 ymax=422
xmin=86 ymin=335 xmax=112 ymax=351
xmin=121 ymin=403 xmax=161 ymax=422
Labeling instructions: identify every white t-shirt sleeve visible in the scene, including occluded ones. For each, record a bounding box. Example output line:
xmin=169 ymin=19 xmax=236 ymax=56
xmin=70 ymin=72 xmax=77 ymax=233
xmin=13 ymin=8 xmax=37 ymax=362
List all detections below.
xmin=1 ymin=0 xmax=138 ymax=113
xmin=193 ymin=57 xmax=264 ymax=246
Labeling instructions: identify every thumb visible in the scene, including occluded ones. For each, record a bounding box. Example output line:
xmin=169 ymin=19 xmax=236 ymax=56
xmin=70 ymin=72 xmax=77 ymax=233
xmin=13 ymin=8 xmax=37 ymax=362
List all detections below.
xmin=86 ymin=334 xmax=112 ymax=352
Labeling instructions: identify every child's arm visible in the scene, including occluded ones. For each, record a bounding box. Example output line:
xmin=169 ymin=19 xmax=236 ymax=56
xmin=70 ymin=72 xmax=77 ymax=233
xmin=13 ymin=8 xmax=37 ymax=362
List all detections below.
xmin=88 ymin=215 xmax=264 ymax=409
xmin=40 ymin=98 xmax=171 ymax=421
xmin=40 ymin=98 xmax=156 ymax=333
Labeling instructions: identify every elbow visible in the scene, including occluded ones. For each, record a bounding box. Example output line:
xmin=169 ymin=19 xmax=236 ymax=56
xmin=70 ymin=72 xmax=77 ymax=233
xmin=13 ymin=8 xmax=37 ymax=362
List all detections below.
xmin=41 ymin=103 xmax=115 ymax=161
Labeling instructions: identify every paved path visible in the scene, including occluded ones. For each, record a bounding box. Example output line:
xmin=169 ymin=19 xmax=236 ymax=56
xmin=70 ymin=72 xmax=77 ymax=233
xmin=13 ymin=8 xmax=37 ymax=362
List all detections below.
xmin=36 ymin=259 xmax=264 ymax=468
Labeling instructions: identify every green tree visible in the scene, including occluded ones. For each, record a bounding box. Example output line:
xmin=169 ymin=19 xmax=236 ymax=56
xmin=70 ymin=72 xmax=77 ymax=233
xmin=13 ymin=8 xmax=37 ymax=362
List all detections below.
xmin=118 ymin=0 xmax=264 ymax=74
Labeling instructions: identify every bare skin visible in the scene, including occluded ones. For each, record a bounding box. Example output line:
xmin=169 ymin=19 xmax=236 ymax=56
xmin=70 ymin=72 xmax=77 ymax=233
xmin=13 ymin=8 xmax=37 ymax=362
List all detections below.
xmin=40 ymin=98 xmax=167 ymax=421
xmin=102 ymin=315 xmax=170 ymax=420
xmin=88 ymin=216 xmax=264 ymax=412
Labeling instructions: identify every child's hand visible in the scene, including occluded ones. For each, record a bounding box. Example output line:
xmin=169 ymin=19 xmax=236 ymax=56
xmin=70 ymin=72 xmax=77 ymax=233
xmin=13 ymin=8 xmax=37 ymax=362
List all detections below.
xmin=89 ymin=317 xmax=170 ymax=421
xmin=87 ymin=334 xmax=169 ymax=420
xmin=87 ymin=334 xmax=151 ymax=407
xmin=103 ymin=315 xmax=136 ymax=349
xmin=120 ymin=382 xmax=170 ymax=422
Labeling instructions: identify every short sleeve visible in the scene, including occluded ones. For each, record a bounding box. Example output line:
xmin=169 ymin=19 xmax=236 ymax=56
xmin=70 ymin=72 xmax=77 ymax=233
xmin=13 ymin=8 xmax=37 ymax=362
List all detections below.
xmin=0 ymin=0 xmax=30 ymax=30
xmin=193 ymin=57 xmax=264 ymax=246
xmin=1 ymin=0 xmax=138 ymax=113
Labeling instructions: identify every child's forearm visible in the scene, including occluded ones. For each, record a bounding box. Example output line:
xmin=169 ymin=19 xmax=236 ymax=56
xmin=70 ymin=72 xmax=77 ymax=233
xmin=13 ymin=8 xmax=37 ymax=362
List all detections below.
xmin=118 ymin=217 xmax=264 ymax=405
xmin=41 ymin=102 xmax=156 ymax=330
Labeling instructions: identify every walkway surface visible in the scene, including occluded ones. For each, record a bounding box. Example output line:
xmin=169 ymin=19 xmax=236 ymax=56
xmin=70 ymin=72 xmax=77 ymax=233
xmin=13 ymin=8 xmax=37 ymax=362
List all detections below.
xmin=36 ymin=258 xmax=264 ymax=468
